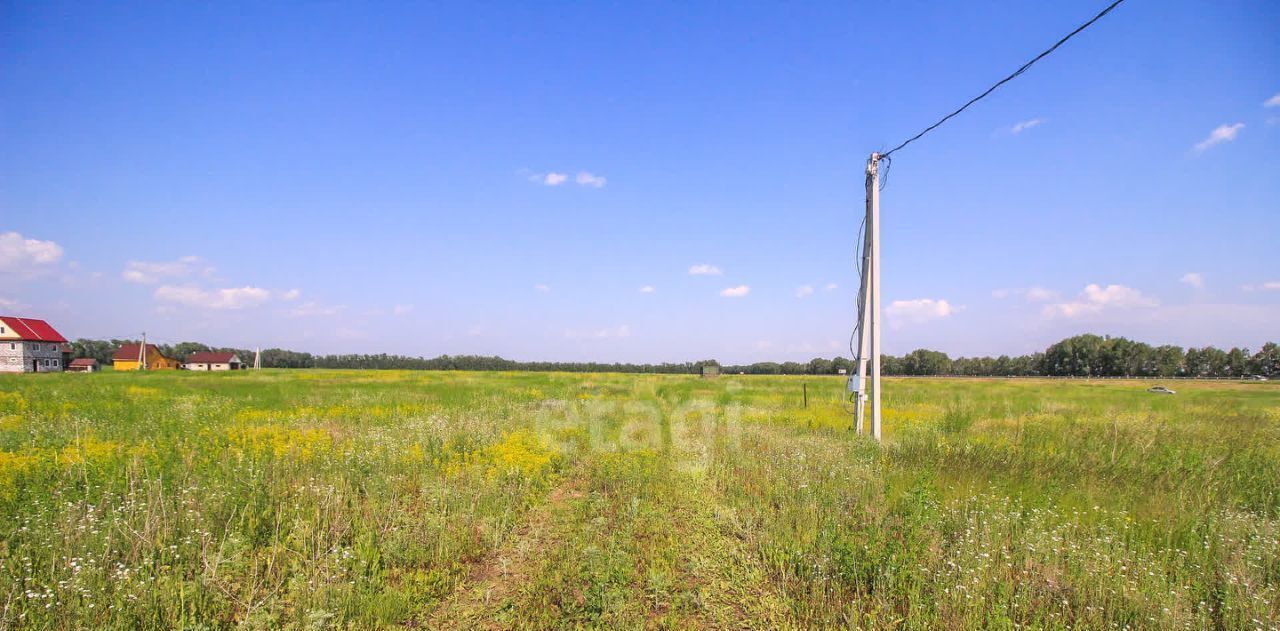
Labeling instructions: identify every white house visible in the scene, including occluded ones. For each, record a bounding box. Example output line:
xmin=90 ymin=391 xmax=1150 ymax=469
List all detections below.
xmin=183 ymin=351 xmax=243 ymax=371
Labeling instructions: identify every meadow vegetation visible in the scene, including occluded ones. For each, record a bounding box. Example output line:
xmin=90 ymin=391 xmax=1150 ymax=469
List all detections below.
xmin=0 ymin=371 xmax=1277 ymax=629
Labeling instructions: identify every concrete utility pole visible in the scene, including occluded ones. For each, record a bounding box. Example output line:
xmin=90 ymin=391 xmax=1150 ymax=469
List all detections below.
xmin=852 ymin=153 xmax=883 ymax=441
xmin=139 ymin=332 xmax=148 ymax=371
xmin=254 ymin=347 xmax=261 ymax=370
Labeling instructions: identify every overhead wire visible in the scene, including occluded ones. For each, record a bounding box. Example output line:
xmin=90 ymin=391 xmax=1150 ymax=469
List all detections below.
xmin=845 ymin=0 xmax=1127 ymax=418
xmin=880 ymin=0 xmax=1127 ymax=159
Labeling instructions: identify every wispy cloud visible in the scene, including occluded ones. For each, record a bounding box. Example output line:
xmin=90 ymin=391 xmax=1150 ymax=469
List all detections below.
xmin=795 ymin=285 xmax=814 ymax=298
xmin=887 ymin=298 xmax=958 ymax=325
xmin=393 ymin=304 xmax=414 ymax=316
xmin=0 ymin=231 xmax=63 ymax=278
xmin=1242 ymin=281 xmax=1280 ymax=292
xmin=1265 ymin=93 xmax=1280 ymax=108
xmin=1179 ymin=272 xmax=1204 ymax=289
xmin=1025 ymin=287 xmax=1060 ymax=302
xmin=534 ymin=283 xmax=551 ymax=293
xmin=122 ymin=255 xmax=215 ymax=285
xmin=529 ymin=172 xmax=568 ymax=186
xmin=688 ymin=264 xmax=722 ymax=276
xmin=824 ymin=282 xmax=838 ymax=291
xmin=564 ymin=324 xmax=631 ymax=340
xmin=1193 ymin=123 xmax=1244 ymax=152
xmin=1010 ymin=118 xmax=1043 ymax=134
xmin=155 ymin=285 xmax=273 ymax=310
xmin=529 ymin=171 xmax=606 ymax=187
xmin=281 ymin=288 xmax=301 ymax=301
xmin=720 ymin=285 xmax=750 ymax=298
xmin=289 ymin=301 xmax=347 ymax=317
xmin=993 ymin=287 xmax=1058 ymax=302
xmin=638 ymin=285 xmax=655 ymax=294
xmin=1043 ymin=283 xmax=1157 ymax=318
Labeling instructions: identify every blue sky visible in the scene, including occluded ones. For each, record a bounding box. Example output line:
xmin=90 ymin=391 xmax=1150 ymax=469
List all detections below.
xmin=2 ymin=0 xmax=1277 ymax=363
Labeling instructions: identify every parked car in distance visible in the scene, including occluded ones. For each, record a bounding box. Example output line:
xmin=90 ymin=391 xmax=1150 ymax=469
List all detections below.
xmin=1243 ymin=374 xmax=1269 ymax=381
xmin=1147 ymin=386 xmax=1176 ymax=394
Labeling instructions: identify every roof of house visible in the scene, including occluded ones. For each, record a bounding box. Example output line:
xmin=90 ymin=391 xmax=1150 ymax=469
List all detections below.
xmin=69 ymin=358 xmax=99 ymax=366
xmin=0 ymin=316 xmax=68 ymax=343
xmin=186 ymin=351 xmax=240 ymax=363
xmin=111 ymin=343 xmax=169 ymax=361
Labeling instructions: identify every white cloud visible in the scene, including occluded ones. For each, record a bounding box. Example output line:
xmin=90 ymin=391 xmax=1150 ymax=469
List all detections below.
xmin=639 ymin=285 xmax=656 ymax=294
xmin=0 ymin=232 xmax=64 ymax=277
xmin=289 ymin=301 xmax=346 ymax=317
xmin=887 ymin=298 xmax=957 ymax=324
xmin=1193 ymin=123 xmax=1244 ymax=152
xmin=564 ymin=324 xmax=631 ymax=340
xmin=122 ymin=255 xmax=214 ymax=284
xmin=1242 ymin=281 xmax=1280 ymax=292
xmin=720 ymin=285 xmax=750 ymax=298
xmin=688 ymin=264 xmax=722 ymax=276
xmin=991 ymin=288 xmax=1012 ymax=299
xmin=1043 ymin=283 xmax=1157 ymax=318
xmin=1265 ymin=93 xmax=1280 ymax=108
xmin=393 ymin=304 xmax=414 ymax=316
xmin=795 ymin=285 xmax=814 ymax=298
xmin=281 ymin=288 xmax=301 ymax=301
xmin=0 ymin=296 xmax=28 ymax=310
xmin=1010 ymin=118 xmax=1043 ymax=134
xmin=576 ymin=171 xmax=607 ymax=188
xmin=533 ymin=172 xmax=567 ymax=186
xmin=1025 ymin=287 xmax=1060 ymax=302
xmin=534 ymin=283 xmax=551 ymax=293
xmin=155 ymin=285 xmax=272 ymax=310
xmin=1179 ymin=272 xmax=1204 ymax=289
xmin=825 ymin=283 xmax=838 ymax=291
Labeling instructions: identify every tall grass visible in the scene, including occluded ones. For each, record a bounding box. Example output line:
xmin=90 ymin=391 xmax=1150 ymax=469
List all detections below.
xmin=0 ymin=371 xmax=1276 ymax=628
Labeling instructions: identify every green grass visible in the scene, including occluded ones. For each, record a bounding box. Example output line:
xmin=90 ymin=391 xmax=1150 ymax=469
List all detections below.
xmin=1 ymin=371 xmax=1277 ymax=629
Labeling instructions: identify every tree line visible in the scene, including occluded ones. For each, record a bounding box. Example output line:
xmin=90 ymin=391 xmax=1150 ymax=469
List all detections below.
xmin=66 ymin=334 xmax=1278 ymax=378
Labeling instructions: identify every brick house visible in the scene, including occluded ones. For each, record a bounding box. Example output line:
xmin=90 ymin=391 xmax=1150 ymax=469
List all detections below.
xmin=0 ymin=316 xmax=69 ymax=373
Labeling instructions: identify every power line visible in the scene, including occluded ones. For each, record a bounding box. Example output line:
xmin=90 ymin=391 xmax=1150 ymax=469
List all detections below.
xmin=881 ymin=0 xmax=1127 ymax=158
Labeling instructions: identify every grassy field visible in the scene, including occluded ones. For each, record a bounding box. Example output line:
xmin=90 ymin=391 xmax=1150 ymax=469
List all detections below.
xmin=0 ymin=370 xmax=1277 ymax=629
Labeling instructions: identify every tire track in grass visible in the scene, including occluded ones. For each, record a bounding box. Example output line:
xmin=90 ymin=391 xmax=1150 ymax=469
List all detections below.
xmin=420 ymin=464 xmax=590 ymax=628
xmin=425 ymin=401 xmax=793 ymax=628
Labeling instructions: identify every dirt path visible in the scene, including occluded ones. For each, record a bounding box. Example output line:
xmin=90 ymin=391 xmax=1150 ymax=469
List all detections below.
xmin=424 ymin=424 xmax=792 ymax=629
xmin=423 ymin=467 xmax=589 ymax=629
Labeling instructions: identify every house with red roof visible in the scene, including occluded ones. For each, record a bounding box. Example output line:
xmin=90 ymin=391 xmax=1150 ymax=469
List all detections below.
xmin=183 ymin=351 xmax=243 ymax=371
xmin=0 ymin=316 xmax=69 ymax=373
xmin=67 ymin=358 xmax=100 ymax=373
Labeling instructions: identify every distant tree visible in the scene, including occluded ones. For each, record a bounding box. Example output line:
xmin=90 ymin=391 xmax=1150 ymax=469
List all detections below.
xmin=806 ymin=358 xmax=833 ymax=375
xmin=170 ymin=342 xmax=211 ymax=363
xmin=900 ymin=349 xmax=951 ymax=376
xmin=1251 ymin=343 xmax=1279 ymax=377
xmin=69 ymin=339 xmax=116 ymax=365
xmin=1225 ymin=347 xmax=1251 ymax=378
xmin=1040 ymin=334 xmax=1106 ymax=376
xmin=1152 ymin=345 xmax=1185 ymax=377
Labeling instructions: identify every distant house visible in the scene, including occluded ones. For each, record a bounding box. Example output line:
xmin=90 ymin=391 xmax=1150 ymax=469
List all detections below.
xmin=0 ymin=316 xmax=68 ymax=373
xmin=183 ymin=351 xmax=243 ymax=371
xmin=67 ymin=358 xmax=100 ymax=373
xmin=112 ymin=343 xmax=179 ymax=371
